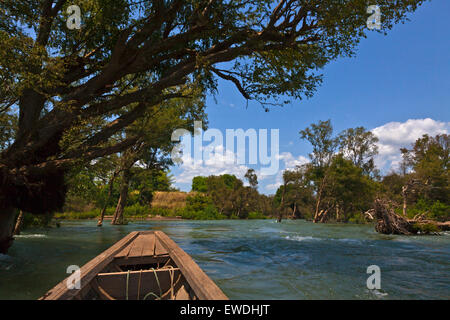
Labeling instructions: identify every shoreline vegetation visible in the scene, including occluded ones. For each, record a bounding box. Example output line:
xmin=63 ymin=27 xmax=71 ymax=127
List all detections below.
xmin=14 ymin=124 xmax=449 ymax=237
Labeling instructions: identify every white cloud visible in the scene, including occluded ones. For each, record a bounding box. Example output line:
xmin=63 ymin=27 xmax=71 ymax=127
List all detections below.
xmin=265 ymin=181 xmax=282 ymax=191
xmin=372 ymin=118 xmax=449 ymax=171
xmin=174 ymin=144 xmax=251 ymax=184
xmin=277 ymin=152 xmax=310 ymax=170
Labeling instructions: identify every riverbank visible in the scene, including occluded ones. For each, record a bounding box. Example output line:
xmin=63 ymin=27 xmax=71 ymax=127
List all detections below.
xmin=2 ymin=219 xmax=449 ymax=299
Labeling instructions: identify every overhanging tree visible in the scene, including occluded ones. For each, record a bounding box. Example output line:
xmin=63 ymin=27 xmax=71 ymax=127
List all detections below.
xmin=0 ymin=0 xmax=425 ymax=253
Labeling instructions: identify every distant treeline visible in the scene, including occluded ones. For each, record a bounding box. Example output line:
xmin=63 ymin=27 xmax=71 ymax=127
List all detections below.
xmin=273 ymin=121 xmax=449 ymax=223
xmin=21 ymin=121 xmax=449 ymax=226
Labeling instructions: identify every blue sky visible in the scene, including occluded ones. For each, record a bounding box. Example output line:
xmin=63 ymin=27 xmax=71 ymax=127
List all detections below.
xmin=170 ymin=0 xmax=450 ymax=194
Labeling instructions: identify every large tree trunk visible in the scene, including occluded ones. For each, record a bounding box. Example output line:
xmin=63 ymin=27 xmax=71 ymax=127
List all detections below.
xmin=13 ymin=210 xmax=25 ymax=236
xmin=316 ymin=207 xmax=331 ymax=223
xmin=313 ymin=176 xmax=327 ymax=223
xmin=277 ymin=182 xmax=287 ymax=223
xmin=0 ymin=207 xmax=17 ymax=254
xmin=98 ymin=169 xmax=119 ymax=227
xmin=111 ymin=169 xmax=130 ymax=225
xmin=292 ymin=203 xmax=298 ymax=219
xmin=401 ymin=185 xmax=408 ymax=216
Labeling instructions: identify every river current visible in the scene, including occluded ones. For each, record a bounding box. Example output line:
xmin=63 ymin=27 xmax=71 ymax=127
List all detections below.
xmin=0 ymin=219 xmax=449 ymax=299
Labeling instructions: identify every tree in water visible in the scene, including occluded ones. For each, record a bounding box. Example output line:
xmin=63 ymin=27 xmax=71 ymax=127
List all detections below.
xmin=398 ymin=134 xmax=449 ymax=220
xmin=300 ymin=120 xmax=339 ymax=222
xmin=275 ymin=165 xmax=314 ymax=221
xmin=294 ymin=121 xmax=380 ymax=223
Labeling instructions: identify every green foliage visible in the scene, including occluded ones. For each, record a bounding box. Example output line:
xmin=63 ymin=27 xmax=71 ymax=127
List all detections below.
xmin=130 ymin=169 xmax=173 ymax=205
xmin=193 ymin=174 xmax=271 ymax=219
xmin=411 ymin=222 xmax=440 ymax=234
xmin=274 ymin=165 xmax=315 ymax=219
xmin=148 ymin=207 xmax=173 ymax=217
xmin=289 ymin=120 xmax=382 ymax=222
xmin=247 ymin=212 xmax=268 ymax=219
xmin=327 ymin=154 xmax=376 ymax=213
xmin=55 ymin=203 xmax=149 ymax=220
xmin=122 ymin=203 xmax=149 ymax=217
xmin=245 ymin=169 xmax=258 ymax=189
xmin=401 ymin=134 xmax=449 ymax=204
xmin=347 ymin=213 xmax=367 ymax=224
xmin=338 ymin=126 xmax=379 ymax=176
xmin=381 ymin=173 xmax=406 ymax=204
xmin=21 ymin=212 xmax=55 ymax=228
xmin=192 ymin=176 xmax=208 ymax=193
xmin=180 ymin=194 xmax=224 ymax=220
xmin=54 ymin=210 xmax=100 ymax=220
xmin=406 ymin=199 xmax=450 ymax=221
xmin=300 ymin=119 xmax=338 ymax=168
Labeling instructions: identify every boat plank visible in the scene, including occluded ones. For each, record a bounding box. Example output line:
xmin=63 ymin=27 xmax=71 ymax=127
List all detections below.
xmin=114 ymin=240 xmax=135 ymax=258
xmin=154 ymin=237 xmax=168 ymax=256
xmin=141 ymin=233 xmax=156 ymax=256
xmin=127 ymin=234 xmax=147 ymax=257
xmin=155 ymin=231 xmax=228 ymax=300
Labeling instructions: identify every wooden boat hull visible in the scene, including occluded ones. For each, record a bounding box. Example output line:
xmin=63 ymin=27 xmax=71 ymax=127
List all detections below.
xmin=40 ymin=231 xmax=228 ymax=300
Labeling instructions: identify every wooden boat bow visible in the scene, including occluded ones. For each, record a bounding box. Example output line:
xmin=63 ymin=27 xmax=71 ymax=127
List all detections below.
xmin=40 ymin=231 xmax=228 ymax=300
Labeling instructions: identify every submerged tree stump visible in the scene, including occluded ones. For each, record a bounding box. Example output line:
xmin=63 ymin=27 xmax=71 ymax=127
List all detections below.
xmin=373 ymin=199 xmax=414 ymax=235
xmin=373 ymin=199 xmax=449 ymax=235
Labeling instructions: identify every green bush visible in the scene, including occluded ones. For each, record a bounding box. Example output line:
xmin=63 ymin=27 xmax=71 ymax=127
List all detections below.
xmin=247 ymin=212 xmax=267 ymax=219
xmin=149 ymin=207 xmax=173 ymax=217
xmin=173 ymin=194 xmax=225 ymax=220
xmin=123 ymin=203 xmax=149 ymax=216
xmin=407 ymin=199 xmax=450 ymax=221
xmin=22 ymin=212 xmax=55 ymax=228
xmin=347 ymin=212 xmax=367 ymax=224
xmin=55 ymin=204 xmax=150 ymax=220
xmin=54 ymin=210 xmax=100 ymax=220
xmin=411 ymin=222 xmax=440 ymax=234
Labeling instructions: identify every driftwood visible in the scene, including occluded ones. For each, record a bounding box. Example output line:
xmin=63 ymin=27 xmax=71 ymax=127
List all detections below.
xmin=373 ymin=199 xmax=449 ymax=235
xmin=363 ymin=208 xmax=375 ymax=221
xmin=314 ymin=208 xmax=331 ymax=223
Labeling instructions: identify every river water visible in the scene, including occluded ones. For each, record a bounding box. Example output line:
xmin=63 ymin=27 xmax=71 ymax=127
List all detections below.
xmin=0 ymin=219 xmax=449 ymax=299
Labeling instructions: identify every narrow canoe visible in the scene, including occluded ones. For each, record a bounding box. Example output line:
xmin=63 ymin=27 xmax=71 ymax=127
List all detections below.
xmin=40 ymin=231 xmax=228 ymax=300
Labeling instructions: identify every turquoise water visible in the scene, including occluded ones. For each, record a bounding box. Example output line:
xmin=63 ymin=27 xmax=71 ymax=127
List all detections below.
xmin=0 ymin=219 xmax=449 ymax=299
